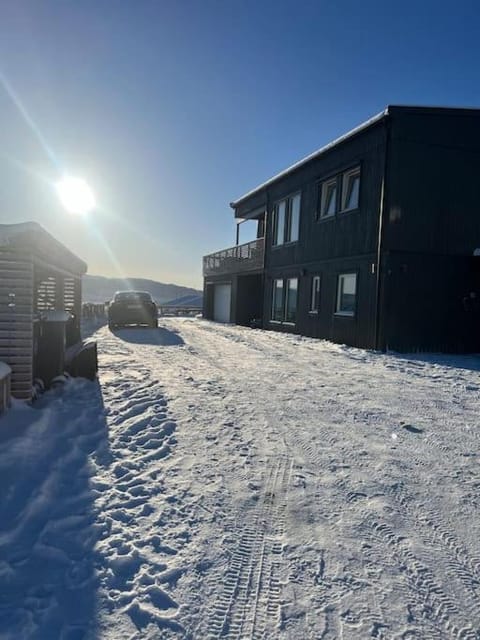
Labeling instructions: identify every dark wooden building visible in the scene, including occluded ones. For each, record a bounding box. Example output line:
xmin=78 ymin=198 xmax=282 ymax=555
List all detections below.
xmin=203 ymin=106 xmax=480 ymax=352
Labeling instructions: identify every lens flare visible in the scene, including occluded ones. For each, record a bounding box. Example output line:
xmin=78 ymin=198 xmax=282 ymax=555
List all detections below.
xmin=55 ymin=176 xmax=96 ymax=215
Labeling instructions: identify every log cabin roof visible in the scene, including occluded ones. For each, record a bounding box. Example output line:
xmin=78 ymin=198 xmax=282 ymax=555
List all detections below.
xmin=0 ymin=222 xmax=87 ymax=276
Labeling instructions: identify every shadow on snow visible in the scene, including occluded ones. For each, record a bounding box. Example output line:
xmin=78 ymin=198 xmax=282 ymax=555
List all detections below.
xmin=113 ymin=326 xmax=184 ymax=346
xmin=387 ymin=351 xmax=480 ymax=373
xmin=0 ymin=378 xmax=110 ymax=640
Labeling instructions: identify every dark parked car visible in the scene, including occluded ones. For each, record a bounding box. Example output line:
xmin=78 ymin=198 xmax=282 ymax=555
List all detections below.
xmin=108 ymin=291 xmax=158 ymax=329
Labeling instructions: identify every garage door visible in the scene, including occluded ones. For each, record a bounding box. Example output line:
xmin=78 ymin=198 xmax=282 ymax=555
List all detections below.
xmin=213 ymin=284 xmax=231 ymax=323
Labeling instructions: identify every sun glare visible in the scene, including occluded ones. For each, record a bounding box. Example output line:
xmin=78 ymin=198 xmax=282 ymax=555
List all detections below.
xmin=55 ymin=176 xmax=96 ymax=215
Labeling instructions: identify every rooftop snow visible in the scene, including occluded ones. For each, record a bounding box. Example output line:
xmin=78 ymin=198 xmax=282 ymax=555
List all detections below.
xmin=230 ymin=109 xmax=387 ymax=208
xmin=0 ymin=221 xmax=87 ymax=274
xmin=0 ymin=222 xmax=43 ymax=246
xmin=230 ymin=104 xmax=480 ymax=209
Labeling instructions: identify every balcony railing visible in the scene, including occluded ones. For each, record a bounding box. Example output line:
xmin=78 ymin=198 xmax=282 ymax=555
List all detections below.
xmin=203 ymin=238 xmax=264 ymax=277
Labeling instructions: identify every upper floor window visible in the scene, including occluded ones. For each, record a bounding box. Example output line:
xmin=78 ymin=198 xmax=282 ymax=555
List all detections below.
xmin=317 ymin=164 xmax=361 ymax=219
xmin=341 ymin=167 xmax=361 ymax=212
xmin=319 ymin=178 xmax=337 ymax=219
xmin=289 ymin=193 xmax=301 ymax=242
xmin=272 ymin=193 xmax=301 ymax=245
xmin=273 ymin=200 xmax=286 ymax=245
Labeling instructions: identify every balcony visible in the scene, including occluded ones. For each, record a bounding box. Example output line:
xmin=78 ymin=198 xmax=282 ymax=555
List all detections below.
xmin=203 ymin=238 xmax=264 ymax=277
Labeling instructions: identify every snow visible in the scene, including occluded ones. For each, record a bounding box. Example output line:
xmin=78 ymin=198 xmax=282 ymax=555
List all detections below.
xmin=230 ymin=110 xmax=387 ymax=207
xmin=1 ymin=317 xmax=480 ymax=638
xmin=0 ymin=222 xmax=42 ymax=245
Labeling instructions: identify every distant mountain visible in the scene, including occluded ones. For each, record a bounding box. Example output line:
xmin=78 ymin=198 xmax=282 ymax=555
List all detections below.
xmin=83 ymin=274 xmax=202 ymax=305
xmin=161 ymin=293 xmax=203 ymax=308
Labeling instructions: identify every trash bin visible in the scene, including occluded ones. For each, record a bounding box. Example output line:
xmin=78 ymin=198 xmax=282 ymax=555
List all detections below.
xmin=0 ymin=362 xmax=11 ymax=414
xmin=65 ymin=339 xmax=98 ymax=381
xmin=33 ymin=311 xmax=71 ymax=389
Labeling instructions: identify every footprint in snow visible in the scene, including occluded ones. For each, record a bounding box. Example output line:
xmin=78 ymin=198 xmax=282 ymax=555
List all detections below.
xmin=401 ymin=424 xmax=424 ymax=434
xmin=293 ymin=474 xmax=307 ymax=488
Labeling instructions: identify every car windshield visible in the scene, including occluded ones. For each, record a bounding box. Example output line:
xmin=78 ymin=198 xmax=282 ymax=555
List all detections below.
xmin=114 ymin=291 xmax=152 ymax=303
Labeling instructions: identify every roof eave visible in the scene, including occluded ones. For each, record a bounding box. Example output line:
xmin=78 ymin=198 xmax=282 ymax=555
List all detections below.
xmin=230 ymin=107 xmax=389 ymax=209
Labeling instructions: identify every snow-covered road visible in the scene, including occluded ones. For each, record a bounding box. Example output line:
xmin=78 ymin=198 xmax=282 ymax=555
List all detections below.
xmin=1 ymin=317 xmax=480 ymax=639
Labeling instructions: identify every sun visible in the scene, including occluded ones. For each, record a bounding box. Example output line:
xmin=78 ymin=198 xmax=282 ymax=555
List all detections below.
xmin=55 ymin=176 xmax=96 ymax=215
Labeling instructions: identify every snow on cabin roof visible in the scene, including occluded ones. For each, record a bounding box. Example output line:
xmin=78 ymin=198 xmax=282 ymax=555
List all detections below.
xmin=0 ymin=221 xmax=42 ymax=244
xmin=0 ymin=222 xmax=87 ymax=275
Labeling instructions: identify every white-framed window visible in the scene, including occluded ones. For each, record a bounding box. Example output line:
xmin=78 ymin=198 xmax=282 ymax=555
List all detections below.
xmin=319 ymin=178 xmax=337 ymax=218
xmin=273 ymin=200 xmax=286 ymax=246
xmin=341 ymin=166 xmax=361 ymax=212
xmin=271 ymin=279 xmax=284 ymax=321
xmin=285 ymin=278 xmax=298 ymax=323
xmin=336 ymin=273 xmax=357 ymax=316
xmin=272 ymin=193 xmax=301 ymax=245
xmin=310 ymin=275 xmax=321 ymax=313
xmin=271 ymin=277 xmax=298 ymax=324
xmin=289 ymin=193 xmax=301 ymax=242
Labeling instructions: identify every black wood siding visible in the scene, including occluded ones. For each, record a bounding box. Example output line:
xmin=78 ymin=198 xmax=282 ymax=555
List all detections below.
xmin=236 ymin=121 xmax=387 ymax=348
xmin=224 ymin=107 xmax=480 ymax=352
xmin=384 ymin=109 xmax=480 ymax=255
xmin=263 ymin=254 xmax=377 ymax=348
xmin=236 ymin=274 xmax=263 ymax=326
xmin=378 ymin=108 xmax=480 ymax=351
xmin=262 ymin=122 xmax=386 ymax=271
xmin=380 ymin=252 xmax=480 ymax=352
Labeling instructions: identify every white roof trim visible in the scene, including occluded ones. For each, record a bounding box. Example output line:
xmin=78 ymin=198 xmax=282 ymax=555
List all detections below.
xmin=230 ymin=108 xmax=388 ymax=208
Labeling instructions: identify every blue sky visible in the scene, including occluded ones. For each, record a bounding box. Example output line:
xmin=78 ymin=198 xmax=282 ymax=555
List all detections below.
xmin=1 ymin=0 xmax=480 ymax=288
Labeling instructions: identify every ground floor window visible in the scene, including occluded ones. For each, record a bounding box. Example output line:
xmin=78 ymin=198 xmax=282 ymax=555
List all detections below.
xmin=336 ymin=273 xmax=357 ymax=316
xmin=271 ymin=277 xmax=298 ymax=324
xmin=271 ymin=279 xmax=284 ymax=321
xmin=310 ymin=275 xmax=321 ymax=313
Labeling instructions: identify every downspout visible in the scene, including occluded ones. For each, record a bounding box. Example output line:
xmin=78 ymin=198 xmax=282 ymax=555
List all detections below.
xmin=262 ymin=189 xmax=269 ymax=327
xmin=263 ymin=189 xmax=269 ymax=271
xmin=374 ymin=114 xmax=390 ymax=351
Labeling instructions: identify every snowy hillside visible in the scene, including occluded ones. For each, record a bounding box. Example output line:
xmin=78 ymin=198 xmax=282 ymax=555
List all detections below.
xmin=1 ymin=318 xmax=480 ymax=639
xmin=160 ymin=294 xmax=203 ymax=308
xmin=83 ymin=274 xmax=201 ymax=305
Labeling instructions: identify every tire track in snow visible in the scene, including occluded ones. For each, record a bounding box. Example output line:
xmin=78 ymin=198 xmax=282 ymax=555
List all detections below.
xmin=201 ymin=455 xmax=292 ymax=640
xmin=287 ymin=428 xmax=480 ymax=638
xmin=367 ymin=517 xmax=478 ymax=640
xmin=387 ymin=481 xmax=480 ymax=623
